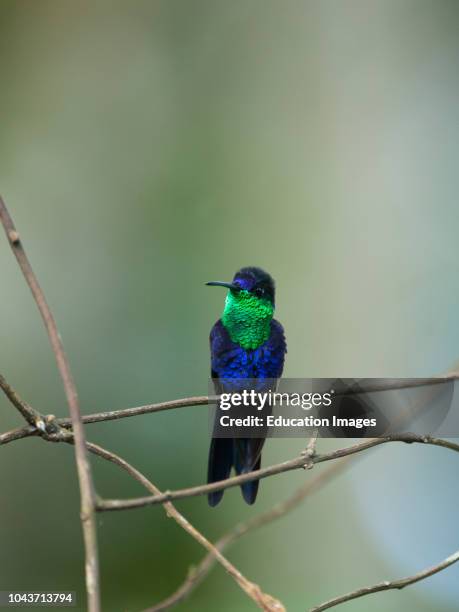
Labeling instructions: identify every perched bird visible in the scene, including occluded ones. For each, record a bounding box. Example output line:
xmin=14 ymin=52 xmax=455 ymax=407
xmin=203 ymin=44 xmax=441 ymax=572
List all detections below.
xmin=206 ymin=267 xmax=287 ymax=506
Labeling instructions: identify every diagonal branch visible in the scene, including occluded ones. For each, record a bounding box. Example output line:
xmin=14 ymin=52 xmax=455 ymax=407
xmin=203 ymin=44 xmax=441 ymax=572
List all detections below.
xmin=0 ymin=373 xmax=45 ymax=429
xmin=148 ymin=457 xmax=354 ymax=612
xmin=310 ymin=548 xmax=459 ymax=611
xmin=0 ymin=197 xmax=100 ymax=612
xmin=83 ymin=441 xmax=285 ymax=612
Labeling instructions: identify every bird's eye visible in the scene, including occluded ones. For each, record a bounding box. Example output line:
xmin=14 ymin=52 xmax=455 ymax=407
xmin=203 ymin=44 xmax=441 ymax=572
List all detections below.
xmin=254 ymin=287 xmax=265 ymax=297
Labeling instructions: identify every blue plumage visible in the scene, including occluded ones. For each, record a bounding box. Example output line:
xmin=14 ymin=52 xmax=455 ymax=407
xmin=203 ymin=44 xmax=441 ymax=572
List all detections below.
xmin=206 ymin=267 xmax=287 ymax=506
xmin=210 ymin=319 xmax=286 ymax=382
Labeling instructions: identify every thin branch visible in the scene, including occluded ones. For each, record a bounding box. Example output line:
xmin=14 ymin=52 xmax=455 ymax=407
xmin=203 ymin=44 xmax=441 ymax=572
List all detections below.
xmin=41 ymin=373 xmax=459 ymax=426
xmin=82 ymin=441 xmax=285 ymax=612
xmin=2 ymin=374 xmax=457 ymax=437
xmin=0 ymin=424 xmax=37 ymax=445
xmin=0 ymin=373 xmax=45 ymax=429
xmin=310 ymin=549 xmax=459 ymax=611
xmin=60 ymin=396 xmax=211 ymax=426
xmin=0 ymin=378 xmax=453 ymax=448
xmin=0 ymin=197 xmax=100 ymax=612
xmin=1 ymin=371 xmax=456 ymax=450
xmin=97 ymin=434 xmax=459 ymax=511
xmin=148 ymin=457 xmax=354 ymax=612
xmin=4 ymin=374 xmax=458 ymax=436
xmin=0 ymin=397 xmax=211 ymax=446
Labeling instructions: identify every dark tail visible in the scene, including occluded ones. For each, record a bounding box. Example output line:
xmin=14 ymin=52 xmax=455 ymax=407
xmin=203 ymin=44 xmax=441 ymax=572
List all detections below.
xmin=208 ymin=438 xmax=263 ymax=506
xmin=207 ymin=437 xmax=233 ymax=507
xmin=234 ymin=438 xmax=263 ymax=505
xmin=237 ymin=454 xmax=261 ymax=505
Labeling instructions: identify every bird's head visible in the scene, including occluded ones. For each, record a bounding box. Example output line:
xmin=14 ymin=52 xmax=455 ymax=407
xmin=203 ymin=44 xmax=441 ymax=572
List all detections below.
xmin=206 ymin=266 xmax=275 ymax=305
xmin=206 ymin=267 xmax=275 ymax=348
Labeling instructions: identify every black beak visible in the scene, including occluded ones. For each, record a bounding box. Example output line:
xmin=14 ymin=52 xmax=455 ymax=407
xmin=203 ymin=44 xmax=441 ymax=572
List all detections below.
xmin=206 ymin=281 xmax=240 ymax=291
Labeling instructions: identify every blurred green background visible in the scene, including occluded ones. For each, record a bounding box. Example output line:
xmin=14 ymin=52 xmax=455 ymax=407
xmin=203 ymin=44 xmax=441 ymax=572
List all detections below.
xmin=1 ymin=1 xmax=459 ymax=611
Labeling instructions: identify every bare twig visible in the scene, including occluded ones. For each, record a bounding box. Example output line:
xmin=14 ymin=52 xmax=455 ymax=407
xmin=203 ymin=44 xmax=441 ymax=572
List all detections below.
xmin=1 ymin=374 xmax=457 ymax=442
xmin=96 ymin=434 xmax=459 ymax=511
xmin=82 ymin=441 xmax=285 ymax=612
xmin=0 ymin=378 xmax=454 ymax=447
xmin=4 ymin=375 xmax=459 ymax=436
xmin=0 ymin=197 xmax=100 ymax=611
xmin=0 ymin=397 xmax=211 ymax=446
xmin=0 ymin=424 xmax=37 ymax=445
xmin=310 ymin=549 xmax=459 ymax=611
xmin=60 ymin=396 xmax=211 ymax=426
xmin=37 ymin=373 xmax=459 ymax=426
xmin=148 ymin=457 xmax=354 ymax=612
xmin=0 ymin=373 xmax=45 ymax=429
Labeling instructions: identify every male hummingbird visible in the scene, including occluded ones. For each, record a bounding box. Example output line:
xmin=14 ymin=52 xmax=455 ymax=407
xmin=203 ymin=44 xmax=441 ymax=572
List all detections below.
xmin=206 ymin=267 xmax=287 ymax=506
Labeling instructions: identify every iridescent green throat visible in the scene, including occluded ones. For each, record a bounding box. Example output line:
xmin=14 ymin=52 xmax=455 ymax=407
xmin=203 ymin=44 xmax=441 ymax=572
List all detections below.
xmin=221 ymin=290 xmax=274 ymax=350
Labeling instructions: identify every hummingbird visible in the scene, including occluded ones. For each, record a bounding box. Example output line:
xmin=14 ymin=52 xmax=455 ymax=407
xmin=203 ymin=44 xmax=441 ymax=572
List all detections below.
xmin=206 ymin=267 xmax=287 ymax=506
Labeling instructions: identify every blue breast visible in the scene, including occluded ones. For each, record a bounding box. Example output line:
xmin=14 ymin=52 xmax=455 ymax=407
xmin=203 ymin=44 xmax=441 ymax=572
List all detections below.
xmin=210 ymin=319 xmax=287 ymax=391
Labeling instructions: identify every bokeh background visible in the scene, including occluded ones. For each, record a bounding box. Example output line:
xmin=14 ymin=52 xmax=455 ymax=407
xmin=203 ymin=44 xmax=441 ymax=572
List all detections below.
xmin=1 ymin=1 xmax=459 ymax=611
